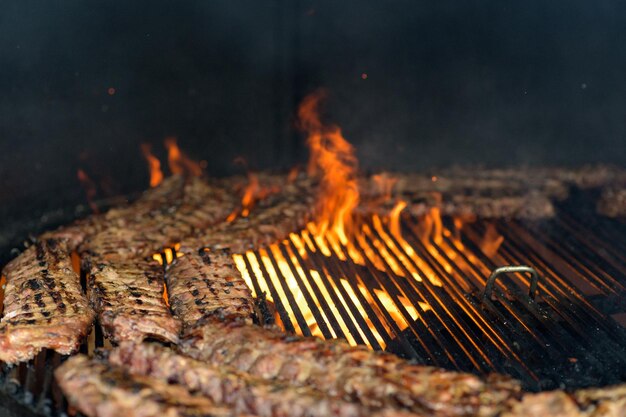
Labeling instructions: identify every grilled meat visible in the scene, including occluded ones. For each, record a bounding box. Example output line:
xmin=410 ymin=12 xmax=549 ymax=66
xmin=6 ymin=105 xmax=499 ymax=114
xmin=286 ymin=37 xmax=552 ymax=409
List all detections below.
xmin=80 ymin=176 xmax=238 ymax=262
xmin=55 ymin=355 xmax=246 ymax=417
xmin=110 ymin=342 xmax=425 ymax=417
xmin=0 ymin=239 xmax=94 ymax=363
xmin=41 ymin=175 xmax=188 ymax=251
xmin=86 ymin=258 xmax=180 ymax=344
xmin=166 ymin=249 xmax=254 ymax=328
xmin=597 ymin=187 xmax=626 ymax=218
xmin=501 ymin=384 xmax=626 ymax=417
xmin=359 ymin=170 xmax=562 ymax=220
xmin=183 ymin=176 xmax=316 ymax=253
xmin=181 ymin=319 xmax=521 ymax=417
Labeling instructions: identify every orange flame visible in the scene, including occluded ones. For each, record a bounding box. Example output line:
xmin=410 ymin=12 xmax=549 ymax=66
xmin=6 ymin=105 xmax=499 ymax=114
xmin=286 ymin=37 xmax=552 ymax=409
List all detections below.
xmin=480 ymin=223 xmax=504 ymax=257
xmin=163 ymin=284 xmax=170 ymax=306
xmin=241 ymin=173 xmax=260 ymax=217
xmin=164 ymin=137 xmax=202 ymax=177
xmin=77 ymin=169 xmax=99 ymax=213
xmin=140 ymin=143 xmax=164 ymax=187
xmin=299 ymin=90 xmax=359 ymax=244
xmin=226 ymin=173 xmax=281 ymax=221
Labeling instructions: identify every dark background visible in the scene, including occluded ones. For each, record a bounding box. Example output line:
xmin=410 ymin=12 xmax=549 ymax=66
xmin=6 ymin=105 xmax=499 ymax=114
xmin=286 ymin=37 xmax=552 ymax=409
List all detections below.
xmin=1 ymin=0 xmax=626 ymax=235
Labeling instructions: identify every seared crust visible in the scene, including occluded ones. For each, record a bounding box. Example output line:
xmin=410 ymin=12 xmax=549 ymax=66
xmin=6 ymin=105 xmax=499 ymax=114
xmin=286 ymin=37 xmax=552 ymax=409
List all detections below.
xmin=41 ymin=175 xmax=188 ymax=251
xmin=110 ymin=342 xmax=421 ymax=417
xmin=182 ymin=176 xmax=316 ymax=253
xmin=0 ymin=239 xmax=95 ymax=363
xmin=181 ymin=319 xmax=521 ymax=417
xmin=79 ymin=176 xmax=238 ymax=261
xmin=55 ymin=355 xmax=245 ymax=417
xmin=166 ymin=249 xmax=254 ymax=328
xmin=87 ymin=258 xmax=180 ymax=344
xmin=501 ymin=385 xmax=626 ymax=417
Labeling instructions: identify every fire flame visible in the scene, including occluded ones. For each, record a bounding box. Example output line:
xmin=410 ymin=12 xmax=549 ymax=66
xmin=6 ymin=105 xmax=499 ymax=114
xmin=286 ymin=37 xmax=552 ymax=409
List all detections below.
xmin=226 ymin=173 xmax=281 ymax=222
xmin=240 ymin=174 xmax=260 ymax=217
xmin=145 ymin=92 xmax=512 ymax=354
xmin=299 ymin=90 xmax=359 ymax=245
xmin=140 ymin=143 xmax=164 ymax=187
xmin=164 ymin=137 xmax=202 ymax=177
xmin=77 ymin=169 xmax=99 ymax=213
xmin=480 ymin=223 xmax=504 ymax=257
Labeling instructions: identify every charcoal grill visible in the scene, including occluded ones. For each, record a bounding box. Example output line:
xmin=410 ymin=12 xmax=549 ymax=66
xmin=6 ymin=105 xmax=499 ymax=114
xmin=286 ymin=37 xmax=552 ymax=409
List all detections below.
xmin=1 ymin=189 xmax=626 ymax=417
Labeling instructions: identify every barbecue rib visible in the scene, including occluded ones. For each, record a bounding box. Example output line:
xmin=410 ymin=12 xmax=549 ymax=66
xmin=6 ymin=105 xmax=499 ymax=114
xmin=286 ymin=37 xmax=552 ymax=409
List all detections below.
xmin=79 ymin=176 xmax=238 ymax=262
xmin=110 ymin=342 xmax=426 ymax=417
xmin=86 ymin=257 xmax=180 ymax=344
xmin=0 ymin=239 xmax=94 ymax=363
xmin=183 ymin=175 xmax=316 ymax=253
xmin=55 ymin=355 xmax=245 ymax=417
xmin=166 ymin=248 xmax=254 ymax=328
xmin=501 ymin=385 xmax=626 ymax=417
xmin=180 ymin=318 xmax=521 ymax=417
xmin=41 ymin=175 xmax=189 ymax=251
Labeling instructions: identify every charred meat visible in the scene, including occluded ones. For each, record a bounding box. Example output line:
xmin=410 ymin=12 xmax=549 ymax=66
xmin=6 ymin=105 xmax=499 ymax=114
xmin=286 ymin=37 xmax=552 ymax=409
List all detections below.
xmin=183 ymin=176 xmax=316 ymax=253
xmin=166 ymin=248 xmax=254 ymax=328
xmin=0 ymin=239 xmax=95 ymax=363
xmin=86 ymin=257 xmax=180 ymax=344
xmin=181 ymin=319 xmax=521 ymax=417
xmin=55 ymin=355 xmax=244 ymax=417
xmin=79 ymin=176 xmax=239 ymax=261
xmin=110 ymin=342 xmax=423 ymax=417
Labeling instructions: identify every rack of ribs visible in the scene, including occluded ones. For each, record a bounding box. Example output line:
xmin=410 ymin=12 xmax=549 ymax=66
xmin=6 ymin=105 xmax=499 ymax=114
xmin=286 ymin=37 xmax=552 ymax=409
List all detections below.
xmin=0 ymin=239 xmax=95 ymax=363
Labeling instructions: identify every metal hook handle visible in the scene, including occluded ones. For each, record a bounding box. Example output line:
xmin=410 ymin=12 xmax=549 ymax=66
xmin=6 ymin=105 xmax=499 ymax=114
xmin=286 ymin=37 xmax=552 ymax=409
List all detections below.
xmin=482 ymin=265 xmax=540 ymax=302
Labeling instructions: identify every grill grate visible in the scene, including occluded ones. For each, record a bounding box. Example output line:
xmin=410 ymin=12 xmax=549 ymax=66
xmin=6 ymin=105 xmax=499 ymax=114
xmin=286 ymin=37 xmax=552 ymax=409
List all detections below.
xmin=2 ymin=197 xmax=626 ymax=416
xmin=237 ymin=207 xmax=626 ymax=391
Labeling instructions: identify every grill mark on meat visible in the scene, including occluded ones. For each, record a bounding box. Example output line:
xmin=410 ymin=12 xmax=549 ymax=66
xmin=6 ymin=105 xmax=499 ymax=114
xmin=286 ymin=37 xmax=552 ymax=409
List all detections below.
xmin=166 ymin=250 xmax=254 ymax=329
xmin=110 ymin=342 xmax=427 ymax=417
xmin=86 ymin=258 xmax=180 ymax=344
xmin=55 ymin=355 xmax=244 ymax=417
xmin=79 ymin=176 xmax=239 ymax=262
xmin=0 ymin=239 xmax=95 ymax=364
xmin=181 ymin=319 xmax=522 ymax=417
xmin=182 ymin=176 xmax=316 ymax=254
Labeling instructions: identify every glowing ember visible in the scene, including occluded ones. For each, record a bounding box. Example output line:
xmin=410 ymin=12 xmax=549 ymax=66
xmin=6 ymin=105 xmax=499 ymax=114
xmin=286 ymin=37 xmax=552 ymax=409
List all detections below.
xmin=140 ymin=143 xmax=164 ymax=187
xmin=164 ymin=137 xmax=202 ymax=177
xmin=77 ymin=169 xmax=99 ymax=213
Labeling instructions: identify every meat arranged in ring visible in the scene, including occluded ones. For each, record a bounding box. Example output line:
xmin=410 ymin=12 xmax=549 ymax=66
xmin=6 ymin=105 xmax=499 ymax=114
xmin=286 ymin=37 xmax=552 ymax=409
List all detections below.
xmin=55 ymin=355 xmax=245 ymax=417
xmin=180 ymin=319 xmax=522 ymax=417
xmin=86 ymin=257 xmax=181 ymax=344
xmin=0 ymin=239 xmax=95 ymax=363
xmin=166 ymin=249 xmax=255 ymax=328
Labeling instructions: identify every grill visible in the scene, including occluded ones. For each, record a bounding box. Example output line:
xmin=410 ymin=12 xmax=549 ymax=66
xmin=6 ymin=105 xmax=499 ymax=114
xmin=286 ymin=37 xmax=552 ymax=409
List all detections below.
xmin=1 ymin=190 xmax=626 ymax=417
